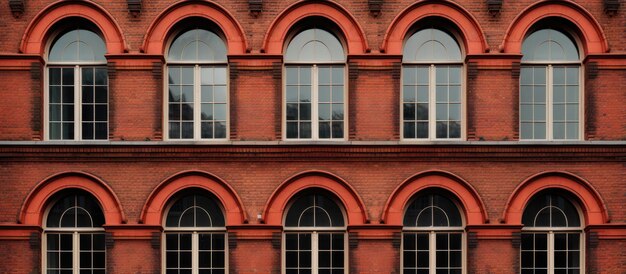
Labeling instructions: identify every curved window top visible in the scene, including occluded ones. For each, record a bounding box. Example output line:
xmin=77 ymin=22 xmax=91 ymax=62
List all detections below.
xmin=168 ymin=29 xmax=227 ymax=62
xmin=285 ymin=28 xmax=345 ymax=62
xmin=522 ymin=193 xmax=581 ymax=228
xmin=403 ymin=28 xmax=462 ymax=62
xmin=522 ymin=29 xmax=579 ymax=62
xmin=46 ymin=192 xmax=105 ymax=228
xmin=285 ymin=192 xmax=345 ymax=227
xmin=49 ymin=29 xmax=106 ymax=62
xmin=404 ymin=193 xmax=462 ymax=227
xmin=165 ymin=193 xmax=225 ymax=228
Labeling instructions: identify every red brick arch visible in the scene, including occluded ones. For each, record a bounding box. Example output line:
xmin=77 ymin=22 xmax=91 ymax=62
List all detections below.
xmin=20 ymin=0 xmax=127 ymax=55
xmin=262 ymin=1 xmax=368 ymax=54
xmin=502 ymin=171 xmax=609 ymax=226
xmin=381 ymin=0 xmax=488 ymax=55
xmin=500 ymin=0 xmax=609 ymax=54
xmin=382 ymin=170 xmax=488 ymax=226
xmin=142 ymin=0 xmax=248 ymax=55
xmin=262 ymin=171 xmax=369 ymax=226
xmin=141 ymin=170 xmax=247 ymax=226
xmin=19 ymin=171 xmax=125 ymax=226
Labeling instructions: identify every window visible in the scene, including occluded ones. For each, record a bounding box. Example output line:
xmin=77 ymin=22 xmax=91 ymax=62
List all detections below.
xmin=166 ymin=29 xmax=228 ymax=140
xmin=402 ymin=28 xmax=463 ymax=140
xmin=402 ymin=193 xmax=463 ymax=274
xmin=521 ymin=193 xmax=583 ymax=274
xmin=46 ymin=29 xmax=108 ymax=140
xmin=284 ymin=28 xmax=346 ymax=140
xmin=44 ymin=191 xmax=106 ymax=274
xmin=520 ymin=29 xmax=581 ymax=140
xmin=284 ymin=192 xmax=346 ymax=274
xmin=164 ymin=193 xmax=227 ymax=274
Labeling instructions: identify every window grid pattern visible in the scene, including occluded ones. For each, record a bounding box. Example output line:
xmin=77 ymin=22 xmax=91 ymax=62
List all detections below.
xmin=166 ymin=233 xmax=193 ymax=274
xmin=318 ymin=233 xmax=344 ymax=273
xmin=317 ymin=66 xmax=344 ymax=139
xmin=78 ymin=234 xmax=106 ymax=274
xmin=521 ymin=233 xmax=580 ymax=274
xmin=435 ymin=66 xmax=462 ymax=139
xmin=198 ymin=233 xmax=226 ymax=274
xmin=402 ymin=233 xmax=429 ymax=274
xmin=435 ymin=233 xmax=462 ymax=274
xmin=200 ymin=67 xmax=228 ymax=139
xmin=46 ymin=233 xmax=74 ymax=274
xmin=286 ymin=66 xmax=313 ymax=139
xmin=285 ymin=233 xmax=312 ymax=274
xmin=552 ymin=67 xmax=579 ymax=140
xmin=49 ymin=67 xmax=75 ymax=140
xmin=520 ymin=67 xmax=547 ymax=139
xmin=168 ymin=67 xmax=195 ymax=139
xmin=403 ymin=65 xmax=462 ymax=140
xmin=80 ymin=67 xmax=108 ymax=140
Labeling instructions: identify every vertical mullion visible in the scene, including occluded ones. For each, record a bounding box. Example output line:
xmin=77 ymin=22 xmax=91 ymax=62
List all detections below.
xmin=312 ymin=65 xmax=319 ymax=140
xmin=547 ymin=65 xmax=553 ymax=140
xmin=194 ymin=65 xmax=200 ymax=140
xmin=429 ymin=65 xmax=436 ymax=140
xmin=193 ymin=232 xmax=198 ymax=274
xmin=74 ymin=65 xmax=80 ymax=140
xmin=73 ymin=232 xmax=79 ymax=274
xmin=549 ymin=232 xmax=554 ymax=274
xmin=312 ymin=232 xmax=318 ymax=274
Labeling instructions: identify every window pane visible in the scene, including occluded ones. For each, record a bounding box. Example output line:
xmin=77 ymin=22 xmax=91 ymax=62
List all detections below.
xmin=416 ymin=122 xmax=427 ymax=138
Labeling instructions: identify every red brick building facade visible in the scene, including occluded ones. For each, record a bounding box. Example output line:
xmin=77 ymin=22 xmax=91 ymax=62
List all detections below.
xmin=0 ymin=0 xmax=624 ymax=273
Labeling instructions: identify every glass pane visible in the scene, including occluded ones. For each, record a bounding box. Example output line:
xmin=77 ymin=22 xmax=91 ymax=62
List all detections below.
xmin=49 ymin=30 xmax=106 ymax=62
xmin=285 ymin=29 xmax=345 ymax=62
xmin=168 ymin=29 xmax=227 ymax=62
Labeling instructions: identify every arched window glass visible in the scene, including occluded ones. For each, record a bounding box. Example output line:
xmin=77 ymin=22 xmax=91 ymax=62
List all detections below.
xmin=49 ymin=29 xmax=107 ymax=62
xmin=284 ymin=192 xmax=346 ymax=274
xmin=168 ymin=29 xmax=227 ymax=62
xmin=403 ymin=28 xmax=462 ymax=62
xmin=44 ymin=191 xmax=106 ymax=273
xmin=520 ymin=29 xmax=581 ymax=140
xmin=285 ymin=28 xmax=345 ymax=62
xmin=47 ymin=28 xmax=108 ymax=141
xmin=166 ymin=28 xmax=228 ymax=140
xmin=284 ymin=28 xmax=346 ymax=140
xmin=402 ymin=193 xmax=464 ymax=274
xmin=164 ymin=193 xmax=227 ymax=273
xmin=521 ymin=193 xmax=583 ymax=274
xmin=402 ymin=28 xmax=463 ymax=140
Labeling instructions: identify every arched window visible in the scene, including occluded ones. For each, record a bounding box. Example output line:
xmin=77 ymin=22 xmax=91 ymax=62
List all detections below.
xmin=164 ymin=193 xmax=227 ymax=273
xmin=520 ymin=28 xmax=581 ymax=140
xmin=44 ymin=191 xmax=106 ymax=273
xmin=402 ymin=193 xmax=463 ymax=274
xmin=402 ymin=28 xmax=463 ymax=140
xmin=166 ymin=28 xmax=228 ymax=140
xmin=521 ymin=193 xmax=583 ymax=274
xmin=284 ymin=28 xmax=346 ymax=140
xmin=47 ymin=28 xmax=108 ymax=140
xmin=283 ymin=192 xmax=346 ymax=274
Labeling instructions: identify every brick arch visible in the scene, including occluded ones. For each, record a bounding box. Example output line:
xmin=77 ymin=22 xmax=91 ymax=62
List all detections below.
xmin=382 ymin=170 xmax=488 ymax=226
xmin=142 ymin=0 xmax=248 ymax=55
xmin=262 ymin=171 xmax=368 ymax=226
xmin=500 ymin=0 xmax=609 ymax=54
xmin=262 ymin=1 xmax=368 ymax=54
xmin=19 ymin=171 xmax=125 ymax=226
xmin=20 ymin=0 xmax=127 ymax=55
xmin=502 ymin=171 xmax=609 ymax=226
xmin=381 ymin=0 xmax=488 ymax=55
xmin=141 ymin=170 xmax=247 ymax=226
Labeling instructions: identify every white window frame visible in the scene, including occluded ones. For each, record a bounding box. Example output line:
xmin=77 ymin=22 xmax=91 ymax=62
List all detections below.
xmin=400 ymin=227 xmax=466 ymax=274
xmin=163 ymin=62 xmax=230 ymax=141
xmin=282 ymin=227 xmax=348 ymax=274
xmin=519 ymin=61 xmax=583 ymax=141
xmin=400 ymin=62 xmax=466 ymax=141
xmin=42 ymin=196 xmax=106 ymax=274
xmin=520 ymin=228 xmax=585 ymax=274
xmin=283 ymin=63 xmax=348 ymax=141
xmin=44 ymin=63 xmax=109 ymax=141
xmin=161 ymin=228 xmax=229 ymax=274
